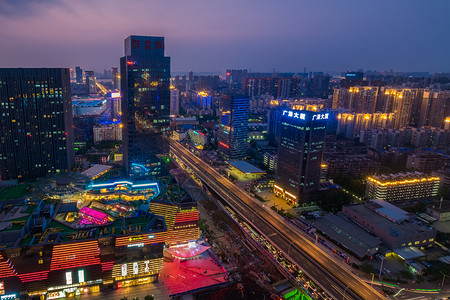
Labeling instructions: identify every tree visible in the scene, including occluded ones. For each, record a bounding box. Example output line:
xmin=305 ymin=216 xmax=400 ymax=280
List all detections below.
xmin=144 ymin=295 xmax=155 ymax=300
xmin=360 ymin=262 xmax=376 ymax=274
xmin=317 ymin=189 xmax=352 ymax=213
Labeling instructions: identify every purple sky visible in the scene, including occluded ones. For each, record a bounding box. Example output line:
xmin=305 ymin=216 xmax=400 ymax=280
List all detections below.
xmin=0 ymin=0 xmax=449 ymax=74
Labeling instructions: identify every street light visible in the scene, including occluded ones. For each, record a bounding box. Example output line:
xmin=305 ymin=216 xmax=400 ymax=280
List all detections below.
xmin=288 ymin=241 xmax=294 ymax=256
xmin=342 ymin=286 xmax=350 ymax=300
xmin=378 ymin=257 xmax=385 ymax=279
xmin=441 ymin=271 xmax=448 ymax=288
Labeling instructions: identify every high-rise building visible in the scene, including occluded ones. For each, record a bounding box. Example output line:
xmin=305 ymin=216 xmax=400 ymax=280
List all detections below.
xmin=0 ymin=68 xmax=74 ymax=180
xmin=170 ymin=86 xmax=180 ymax=116
xmin=417 ymin=90 xmax=450 ymax=128
xmin=181 ymin=75 xmax=187 ymax=92
xmin=339 ymin=71 xmax=368 ymax=87
xmin=274 ymin=110 xmax=328 ymax=204
xmin=226 ymin=69 xmax=248 ymax=86
xmin=85 ymin=70 xmax=97 ymax=94
xmin=75 ymin=66 xmax=83 ymax=84
xmin=111 ymin=67 xmax=120 ymax=91
xmin=332 ymin=86 xmax=379 ymax=113
xmin=120 ymin=35 xmax=170 ymax=178
xmin=267 ymin=106 xmax=286 ymax=146
xmin=197 ymin=91 xmax=211 ymax=110
xmin=217 ymin=94 xmax=249 ymax=160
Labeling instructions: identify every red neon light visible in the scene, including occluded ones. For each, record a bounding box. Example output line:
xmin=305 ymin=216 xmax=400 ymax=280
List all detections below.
xmin=219 ymin=142 xmax=229 ymax=149
xmin=101 ymin=261 xmax=114 ymax=271
xmin=18 ymin=271 xmax=49 ymax=282
xmin=0 ymin=254 xmax=16 ymax=277
xmin=226 ymin=73 xmax=231 ymax=76
xmin=50 ymin=241 xmax=101 ymax=270
xmin=175 ymin=212 xmax=198 ymax=223
xmin=198 ymin=132 xmax=205 ymax=136
xmin=127 ymin=61 xmax=134 ymax=66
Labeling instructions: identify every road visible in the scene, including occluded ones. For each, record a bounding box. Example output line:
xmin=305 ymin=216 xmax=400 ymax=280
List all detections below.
xmin=170 ymin=139 xmax=384 ymax=300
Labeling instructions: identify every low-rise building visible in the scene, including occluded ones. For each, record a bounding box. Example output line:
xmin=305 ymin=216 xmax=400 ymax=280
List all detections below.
xmin=366 ymin=172 xmax=440 ymax=202
xmin=342 ymin=199 xmax=436 ymax=249
xmin=187 ymin=129 xmax=209 ymax=147
xmin=313 ymin=213 xmax=382 ymax=259
xmin=226 ymin=161 xmax=266 ymax=181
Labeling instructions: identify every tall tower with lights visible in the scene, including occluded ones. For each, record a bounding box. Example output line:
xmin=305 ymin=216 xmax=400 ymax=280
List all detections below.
xmin=120 ymin=35 xmax=170 ymax=178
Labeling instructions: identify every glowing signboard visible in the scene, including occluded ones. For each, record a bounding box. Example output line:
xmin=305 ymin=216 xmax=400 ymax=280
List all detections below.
xmin=312 ymin=113 xmax=329 ymax=120
xmin=78 ymin=269 xmax=85 ymax=283
xmin=282 ymin=110 xmax=329 ymax=121
xmin=127 ymin=243 xmax=144 ymax=248
xmin=0 ymin=294 xmax=17 ymax=300
xmin=65 ymin=271 xmax=72 ymax=285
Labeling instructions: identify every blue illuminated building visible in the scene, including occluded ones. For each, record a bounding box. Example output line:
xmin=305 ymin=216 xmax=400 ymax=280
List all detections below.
xmin=217 ymin=94 xmax=249 ymax=160
xmin=197 ymin=92 xmax=211 ymax=110
xmin=120 ymin=35 xmax=170 ymax=178
xmin=274 ymin=110 xmax=327 ymax=204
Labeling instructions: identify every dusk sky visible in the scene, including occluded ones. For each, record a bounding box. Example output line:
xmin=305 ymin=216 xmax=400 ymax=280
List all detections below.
xmin=0 ymin=0 xmax=449 ymax=74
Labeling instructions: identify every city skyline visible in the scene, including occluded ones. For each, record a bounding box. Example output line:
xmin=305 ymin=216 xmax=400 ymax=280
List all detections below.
xmin=0 ymin=0 xmax=449 ymax=73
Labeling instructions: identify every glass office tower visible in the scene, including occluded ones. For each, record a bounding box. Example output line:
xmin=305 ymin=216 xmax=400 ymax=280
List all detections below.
xmin=274 ymin=110 xmax=327 ymax=204
xmin=217 ymin=94 xmax=250 ymax=160
xmin=120 ymin=35 xmax=170 ymax=178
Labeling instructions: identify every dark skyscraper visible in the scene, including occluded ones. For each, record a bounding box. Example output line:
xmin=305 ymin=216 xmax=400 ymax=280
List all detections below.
xmin=0 ymin=68 xmax=74 ymax=180
xmin=111 ymin=67 xmax=119 ymax=91
xmin=217 ymin=94 xmax=249 ymax=160
xmin=274 ymin=110 xmax=327 ymax=204
xmin=85 ymin=70 xmax=96 ymax=94
xmin=75 ymin=66 xmax=83 ymax=84
xmin=120 ymin=35 xmax=170 ymax=178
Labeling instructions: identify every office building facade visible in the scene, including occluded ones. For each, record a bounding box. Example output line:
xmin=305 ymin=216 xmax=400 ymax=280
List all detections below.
xmin=0 ymin=68 xmax=74 ymax=180
xmin=75 ymin=66 xmax=83 ymax=84
xmin=120 ymin=35 xmax=170 ymax=178
xmin=217 ymin=94 xmax=249 ymax=160
xmin=111 ymin=67 xmax=120 ymax=91
xmin=170 ymin=86 xmax=179 ymax=116
xmin=274 ymin=110 xmax=327 ymax=204
xmin=85 ymin=70 xmax=97 ymax=94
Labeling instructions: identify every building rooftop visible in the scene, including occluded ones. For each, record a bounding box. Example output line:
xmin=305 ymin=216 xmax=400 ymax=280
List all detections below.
xmin=159 ymin=248 xmax=228 ymax=297
xmin=313 ymin=213 xmax=382 ymax=258
xmin=343 ymin=203 xmax=435 ymax=240
xmin=369 ymin=171 xmax=439 ymax=183
xmin=393 ymin=247 xmax=426 ymax=260
xmin=72 ymin=99 xmax=105 ymax=107
xmin=368 ymin=199 xmax=410 ymax=223
xmin=226 ymin=161 xmax=266 ymax=174
xmin=81 ymin=164 xmax=113 ymax=179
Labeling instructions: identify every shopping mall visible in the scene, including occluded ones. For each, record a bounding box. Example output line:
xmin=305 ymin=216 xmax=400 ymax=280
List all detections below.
xmin=0 ymin=179 xmax=224 ymax=299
